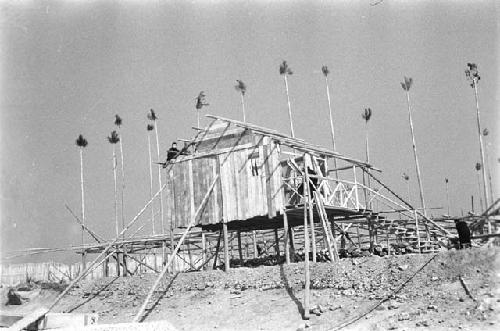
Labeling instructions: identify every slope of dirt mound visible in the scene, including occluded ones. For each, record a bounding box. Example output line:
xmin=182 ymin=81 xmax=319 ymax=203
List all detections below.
xmin=47 ymin=247 xmax=500 ymax=330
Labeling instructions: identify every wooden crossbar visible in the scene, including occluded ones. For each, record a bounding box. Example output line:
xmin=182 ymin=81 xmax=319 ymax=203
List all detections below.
xmin=133 ymin=174 xmax=220 ymax=323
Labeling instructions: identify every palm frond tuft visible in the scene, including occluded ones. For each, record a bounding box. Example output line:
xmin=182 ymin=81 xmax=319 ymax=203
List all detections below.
xmin=107 ymin=130 xmax=120 ymax=144
xmin=483 ymin=128 xmax=489 ymax=136
xmin=401 ymin=76 xmax=413 ymax=91
xmin=321 ymin=65 xmax=329 ymax=76
xmin=362 ymin=108 xmax=372 ymax=122
xmin=279 ymin=60 xmax=293 ymax=75
xmin=465 ymin=63 xmax=480 ymax=87
xmin=235 ymin=80 xmax=247 ymax=96
xmin=445 ymin=178 xmax=449 ymax=183
xmin=402 ymin=173 xmax=409 ymax=181
xmin=76 ymin=134 xmax=88 ymax=148
xmin=114 ymin=114 xmax=122 ymax=127
xmin=195 ymin=91 xmax=209 ymax=110
xmin=147 ymin=124 xmax=154 ymax=131
xmin=147 ymin=109 xmax=157 ymax=121
xmin=475 ymin=162 xmax=481 ymax=171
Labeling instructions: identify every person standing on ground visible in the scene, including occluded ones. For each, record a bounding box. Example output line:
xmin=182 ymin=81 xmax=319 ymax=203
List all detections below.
xmin=454 ymin=219 xmax=471 ymax=249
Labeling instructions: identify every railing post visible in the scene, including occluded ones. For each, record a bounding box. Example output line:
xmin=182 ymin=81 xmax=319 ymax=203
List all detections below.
xmin=353 ymin=166 xmax=360 ymax=210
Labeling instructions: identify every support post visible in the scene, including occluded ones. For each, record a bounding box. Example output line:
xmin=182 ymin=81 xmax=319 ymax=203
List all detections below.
xmin=252 ymin=230 xmax=258 ymax=258
xmin=116 ymin=251 xmax=121 ymax=277
xmin=81 ymin=252 xmax=86 ymax=278
xmin=223 ymin=222 xmax=230 ymax=271
xmin=305 ymin=164 xmax=316 ymax=263
xmin=202 ymin=232 xmax=206 ymax=271
xmin=283 ymin=209 xmax=290 ymax=264
xmin=414 ymin=209 xmax=421 ymax=253
xmin=274 ymin=228 xmax=280 ymax=257
xmin=122 ymin=248 xmax=128 ymax=277
xmin=238 ymin=231 xmax=243 ymax=262
xmin=213 ymin=228 xmax=222 ymax=270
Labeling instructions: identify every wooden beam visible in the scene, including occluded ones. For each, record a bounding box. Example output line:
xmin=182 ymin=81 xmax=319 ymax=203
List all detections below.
xmin=133 ymin=174 xmax=219 ymax=323
xmin=237 ymin=231 xmax=243 ymax=261
xmin=223 ymin=222 xmax=230 ymax=271
xmin=48 ymin=183 xmax=167 ymax=311
xmin=274 ymin=229 xmax=280 ymax=257
xmin=314 ymin=192 xmax=338 ymax=262
xmin=283 ymin=209 xmax=290 ymax=264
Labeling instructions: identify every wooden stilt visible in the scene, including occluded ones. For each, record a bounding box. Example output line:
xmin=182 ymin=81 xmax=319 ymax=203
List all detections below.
xmin=289 ymin=227 xmax=296 ymax=260
xmin=368 ymin=216 xmax=374 ymax=253
xmin=81 ymin=252 xmax=86 ymax=278
xmin=238 ymin=231 xmax=243 ymax=262
xmin=308 ymin=200 xmax=316 ymax=263
xmin=386 ymin=227 xmax=390 ymax=255
xmin=274 ymin=228 xmax=280 ymax=257
xmin=103 ymin=258 xmax=109 ymax=277
xmin=252 ymin=230 xmax=258 ymax=258
xmin=116 ymin=251 xmax=121 ymax=277
xmin=122 ymin=248 xmax=128 ymax=277
xmin=414 ymin=209 xmax=421 ymax=253
xmin=213 ymin=228 xmax=222 ymax=270
xmin=187 ymin=237 xmax=193 ymax=269
xmin=291 ymin=227 xmax=296 ymax=248
xmin=356 ymin=224 xmax=361 ymax=247
xmin=223 ymin=222 xmax=230 ymax=271
xmin=202 ymin=232 xmax=206 ymax=271
xmin=283 ymin=209 xmax=290 ymax=264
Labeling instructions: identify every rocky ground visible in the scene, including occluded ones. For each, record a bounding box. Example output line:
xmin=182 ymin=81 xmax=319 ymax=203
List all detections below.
xmin=2 ymin=247 xmax=499 ymax=330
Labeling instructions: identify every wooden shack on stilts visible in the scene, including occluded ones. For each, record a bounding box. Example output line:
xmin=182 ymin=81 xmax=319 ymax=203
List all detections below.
xmin=44 ymin=114 xmax=451 ymax=323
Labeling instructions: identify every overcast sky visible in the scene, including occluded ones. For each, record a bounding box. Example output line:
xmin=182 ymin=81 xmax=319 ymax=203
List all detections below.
xmin=1 ymin=0 xmax=498 ymax=263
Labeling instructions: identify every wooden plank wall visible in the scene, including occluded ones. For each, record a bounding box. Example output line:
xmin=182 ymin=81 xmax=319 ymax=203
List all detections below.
xmin=165 ymin=129 xmax=285 ymax=227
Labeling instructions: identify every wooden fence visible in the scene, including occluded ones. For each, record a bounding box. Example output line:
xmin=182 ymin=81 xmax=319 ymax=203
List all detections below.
xmin=0 ymin=253 xmax=201 ymax=286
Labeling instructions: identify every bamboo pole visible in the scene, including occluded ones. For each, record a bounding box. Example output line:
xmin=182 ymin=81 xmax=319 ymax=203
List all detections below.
xmin=414 ymin=209 xmax=421 ymax=253
xmin=324 ymin=73 xmax=338 ymax=180
xmin=112 ymin=144 xmax=119 ymax=238
xmin=133 ymin=175 xmax=219 ymax=322
xmin=240 ymin=93 xmax=246 ymax=123
xmin=303 ymin=154 xmax=311 ymax=320
xmin=48 ymin=183 xmax=167 ymax=311
xmin=404 ymin=88 xmax=429 ymax=243
xmin=308 ymin=199 xmax=316 ymax=263
xmin=283 ymin=74 xmax=295 ymax=138
xmin=147 ymin=132 xmax=155 ymax=235
xmin=153 ymin=123 xmax=165 ymax=238
xmin=65 ymin=204 xmax=104 ymax=243
xmin=79 ymin=148 xmax=86 ymax=270
xmin=472 ymin=82 xmax=490 ymax=214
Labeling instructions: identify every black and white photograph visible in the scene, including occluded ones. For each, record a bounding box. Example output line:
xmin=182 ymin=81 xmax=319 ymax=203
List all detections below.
xmin=0 ymin=0 xmax=499 ymax=330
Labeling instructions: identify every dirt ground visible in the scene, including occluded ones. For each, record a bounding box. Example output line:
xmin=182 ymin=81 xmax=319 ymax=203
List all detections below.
xmin=2 ymin=247 xmax=499 ymax=330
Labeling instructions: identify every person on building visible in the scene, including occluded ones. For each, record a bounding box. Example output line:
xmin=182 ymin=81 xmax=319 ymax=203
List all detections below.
xmin=454 ymin=219 xmax=471 ymax=249
xmin=166 ymin=142 xmax=180 ymax=161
